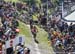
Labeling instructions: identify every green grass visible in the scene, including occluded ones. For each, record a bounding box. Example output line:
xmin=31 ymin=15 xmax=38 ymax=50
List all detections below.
xmin=35 ymin=26 xmax=54 ymax=53
xmin=18 ymin=21 xmax=32 ymax=45
xmin=36 ymin=26 xmax=50 ymax=47
xmin=4 ymin=0 xmax=18 ymax=2
xmin=18 ymin=21 xmax=54 ymax=53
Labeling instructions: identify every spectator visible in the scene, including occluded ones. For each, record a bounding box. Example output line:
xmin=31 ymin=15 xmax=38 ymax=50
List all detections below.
xmin=0 ymin=28 xmax=4 ymax=38
xmin=68 ymin=23 xmax=73 ymax=32
xmin=30 ymin=18 xmax=33 ymax=29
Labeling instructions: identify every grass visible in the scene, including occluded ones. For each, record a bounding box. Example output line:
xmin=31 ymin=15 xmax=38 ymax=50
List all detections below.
xmin=18 ymin=21 xmax=32 ymax=45
xmin=4 ymin=0 xmax=18 ymax=2
xmin=18 ymin=21 xmax=54 ymax=54
xmin=35 ymin=25 xmax=54 ymax=54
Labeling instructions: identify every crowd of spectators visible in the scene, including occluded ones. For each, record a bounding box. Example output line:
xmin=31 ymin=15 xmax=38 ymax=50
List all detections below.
xmin=14 ymin=0 xmax=75 ymax=54
xmin=0 ymin=0 xmax=19 ymax=41
xmin=0 ymin=0 xmax=31 ymax=54
xmin=47 ymin=19 xmax=75 ymax=54
xmin=0 ymin=0 xmax=75 ymax=54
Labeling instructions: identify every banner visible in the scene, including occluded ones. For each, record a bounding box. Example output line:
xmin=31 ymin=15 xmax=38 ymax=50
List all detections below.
xmin=5 ymin=36 xmax=25 ymax=49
